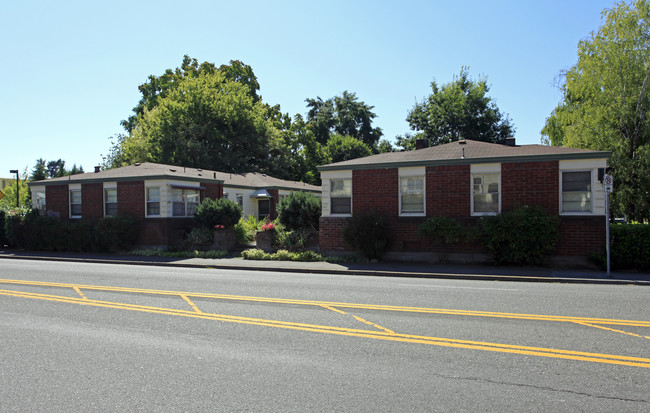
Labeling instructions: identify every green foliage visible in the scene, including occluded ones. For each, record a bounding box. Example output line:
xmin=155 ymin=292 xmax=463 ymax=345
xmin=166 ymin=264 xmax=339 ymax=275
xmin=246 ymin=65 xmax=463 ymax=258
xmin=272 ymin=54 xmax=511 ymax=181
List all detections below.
xmin=542 ymin=1 xmax=650 ymax=221
xmin=418 ymin=216 xmax=466 ymax=262
xmin=406 ymin=67 xmax=514 ymax=147
xmin=181 ymin=227 xmax=214 ymax=248
xmin=324 ymin=134 xmax=373 ymax=164
xmin=478 ymin=206 xmax=559 ymax=266
xmin=343 ymin=212 xmax=391 ymax=261
xmin=12 ymin=215 xmax=137 ymax=252
xmin=128 ymin=249 xmax=227 ymax=258
xmin=277 ymin=191 xmax=321 ymax=231
xmin=306 ymin=90 xmax=383 ymax=147
xmin=94 ymin=216 xmax=138 ymax=252
xmin=273 ymin=223 xmax=318 ymax=252
xmin=234 ymin=215 xmax=263 ymax=243
xmin=609 ymin=223 xmax=650 ymax=270
xmin=194 ymin=198 xmax=242 ymax=229
xmin=30 ymin=158 xmax=48 ymax=181
xmin=0 ymin=176 xmax=30 ymax=210
xmin=240 ymin=248 xmax=325 ymax=262
xmin=0 ymin=210 xmax=5 ymax=246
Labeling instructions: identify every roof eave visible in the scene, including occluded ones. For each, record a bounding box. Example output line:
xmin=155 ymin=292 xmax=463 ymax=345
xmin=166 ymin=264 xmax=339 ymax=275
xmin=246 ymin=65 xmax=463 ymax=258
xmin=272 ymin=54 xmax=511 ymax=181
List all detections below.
xmin=317 ymin=151 xmax=612 ymax=172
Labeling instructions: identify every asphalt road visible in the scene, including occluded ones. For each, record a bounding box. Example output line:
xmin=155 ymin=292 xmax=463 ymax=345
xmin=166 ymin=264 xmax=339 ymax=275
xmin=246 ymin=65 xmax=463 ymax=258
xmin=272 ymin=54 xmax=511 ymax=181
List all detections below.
xmin=1 ymin=259 xmax=648 ymax=412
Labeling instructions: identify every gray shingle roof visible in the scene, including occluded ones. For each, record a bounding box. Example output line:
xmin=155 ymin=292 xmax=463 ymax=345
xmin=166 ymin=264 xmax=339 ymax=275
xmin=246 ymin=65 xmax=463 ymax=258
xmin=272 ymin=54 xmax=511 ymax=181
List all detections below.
xmin=318 ymin=140 xmax=611 ymax=171
xmin=29 ymin=162 xmax=321 ymax=192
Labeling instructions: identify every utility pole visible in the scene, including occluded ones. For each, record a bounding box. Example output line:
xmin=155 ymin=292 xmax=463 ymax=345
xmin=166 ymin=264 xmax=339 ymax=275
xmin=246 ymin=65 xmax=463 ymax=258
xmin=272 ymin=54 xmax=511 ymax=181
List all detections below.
xmin=9 ymin=169 xmax=19 ymax=208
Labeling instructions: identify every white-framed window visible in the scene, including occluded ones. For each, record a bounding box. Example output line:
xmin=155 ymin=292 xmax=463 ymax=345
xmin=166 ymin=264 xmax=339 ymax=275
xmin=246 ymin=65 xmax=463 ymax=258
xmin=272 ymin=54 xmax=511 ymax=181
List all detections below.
xmin=400 ymin=176 xmax=425 ymax=215
xmin=146 ymin=187 xmax=161 ymax=217
xmin=223 ymin=193 xmax=229 ymax=199
xmin=258 ymin=198 xmax=271 ymax=220
xmin=561 ymin=170 xmax=592 ymax=213
xmin=104 ymin=188 xmax=117 ymax=217
xmin=172 ymin=188 xmax=200 ymax=217
xmin=330 ymin=179 xmax=352 ymax=215
xmin=236 ymin=194 xmax=243 ymax=208
xmin=70 ymin=189 xmax=82 ymax=218
xmin=472 ymin=173 xmax=500 ymax=214
xmin=33 ymin=191 xmax=46 ymax=214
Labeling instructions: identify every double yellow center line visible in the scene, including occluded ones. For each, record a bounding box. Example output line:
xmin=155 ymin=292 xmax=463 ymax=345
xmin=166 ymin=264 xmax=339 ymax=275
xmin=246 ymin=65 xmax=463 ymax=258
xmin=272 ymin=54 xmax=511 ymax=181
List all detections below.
xmin=1 ymin=278 xmax=649 ymax=368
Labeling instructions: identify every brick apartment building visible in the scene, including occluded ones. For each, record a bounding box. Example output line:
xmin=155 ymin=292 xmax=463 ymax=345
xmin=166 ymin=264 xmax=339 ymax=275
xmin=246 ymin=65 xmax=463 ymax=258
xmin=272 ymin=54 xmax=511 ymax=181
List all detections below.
xmin=318 ymin=139 xmax=611 ymax=264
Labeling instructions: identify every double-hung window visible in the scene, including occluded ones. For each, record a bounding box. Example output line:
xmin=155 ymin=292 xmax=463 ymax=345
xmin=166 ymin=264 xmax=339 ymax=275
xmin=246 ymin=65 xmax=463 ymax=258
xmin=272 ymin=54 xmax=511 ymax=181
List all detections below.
xmin=400 ymin=176 xmax=424 ymax=214
xmin=562 ymin=171 xmax=592 ymax=213
xmin=104 ymin=189 xmax=117 ymax=217
xmin=146 ymin=187 xmax=160 ymax=216
xmin=472 ymin=173 xmax=500 ymax=214
xmin=172 ymin=188 xmax=200 ymax=217
xmin=330 ymin=179 xmax=352 ymax=214
xmin=236 ymin=194 xmax=243 ymax=208
xmin=258 ymin=199 xmax=270 ymax=220
xmin=70 ymin=190 xmax=82 ymax=218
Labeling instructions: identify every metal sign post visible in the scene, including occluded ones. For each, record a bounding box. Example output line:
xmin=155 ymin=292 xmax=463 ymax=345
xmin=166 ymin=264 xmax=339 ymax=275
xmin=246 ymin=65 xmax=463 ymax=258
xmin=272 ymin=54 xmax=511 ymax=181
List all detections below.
xmin=604 ymin=174 xmax=613 ymax=277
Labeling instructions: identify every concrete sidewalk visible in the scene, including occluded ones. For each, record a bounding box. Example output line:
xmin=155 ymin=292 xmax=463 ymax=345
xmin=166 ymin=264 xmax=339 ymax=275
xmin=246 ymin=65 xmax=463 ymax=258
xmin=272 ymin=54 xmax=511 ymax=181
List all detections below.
xmin=1 ymin=249 xmax=649 ymax=285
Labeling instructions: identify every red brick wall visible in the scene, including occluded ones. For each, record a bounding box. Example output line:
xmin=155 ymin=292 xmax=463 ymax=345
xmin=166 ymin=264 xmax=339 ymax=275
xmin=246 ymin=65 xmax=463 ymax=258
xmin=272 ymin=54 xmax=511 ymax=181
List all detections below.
xmin=558 ymin=216 xmax=605 ymax=256
xmin=353 ymin=169 xmax=398 ymax=214
xmin=268 ymin=189 xmax=279 ymax=220
xmin=45 ymin=185 xmax=69 ymax=219
xmin=320 ymin=161 xmax=605 ymax=258
xmin=117 ymin=181 xmax=145 ymax=218
xmin=81 ymin=183 xmax=103 ymax=220
xmin=426 ymin=165 xmax=471 ymax=217
xmin=502 ymin=161 xmax=559 ymax=213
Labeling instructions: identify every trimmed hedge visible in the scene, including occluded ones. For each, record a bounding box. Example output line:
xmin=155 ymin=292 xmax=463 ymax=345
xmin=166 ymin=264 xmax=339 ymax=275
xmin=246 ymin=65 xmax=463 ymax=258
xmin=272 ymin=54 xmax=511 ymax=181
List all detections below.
xmin=194 ymin=198 xmax=242 ymax=229
xmin=343 ymin=212 xmax=391 ymax=261
xmin=609 ymin=223 xmax=650 ymax=270
xmin=277 ymin=192 xmax=321 ymax=231
xmin=478 ymin=206 xmax=559 ymax=266
xmin=7 ymin=214 xmax=138 ymax=252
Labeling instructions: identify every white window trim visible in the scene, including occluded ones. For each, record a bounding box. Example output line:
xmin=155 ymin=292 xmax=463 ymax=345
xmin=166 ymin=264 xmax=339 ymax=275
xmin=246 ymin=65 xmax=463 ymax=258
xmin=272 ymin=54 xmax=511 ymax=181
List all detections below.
xmin=145 ymin=186 xmax=162 ymax=218
xmin=399 ymin=167 xmax=426 ymax=217
xmin=560 ymin=169 xmax=594 ymax=215
xmin=104 ymin=188 xmax=118 ymax=217
xmin=470 ymin=165 xmax=501 ymax=216
xmin=171 ymin=187 xmax=201 ymax=218
xmin=69 ymin=188 xmax=82 ymax=218
xmin=329 ymin=178 xmax=353 ymax=216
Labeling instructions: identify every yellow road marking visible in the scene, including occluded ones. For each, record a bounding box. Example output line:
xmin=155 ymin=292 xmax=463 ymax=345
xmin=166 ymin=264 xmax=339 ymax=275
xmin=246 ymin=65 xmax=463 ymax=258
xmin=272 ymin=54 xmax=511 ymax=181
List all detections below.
xmin=180 ymin=294 xmax=202 ymax=314
xmin=1 ymin=286 xmax=649 ymax=368
xmin=575 ymin=322 xmax=650 ymax=340
xmin=73 ymin=287 xmax=87 ymax=300
xmin=2 ymin=278 xmax=648 ymax=328
xmin=321 ymin=304 xmax=395 ymax=333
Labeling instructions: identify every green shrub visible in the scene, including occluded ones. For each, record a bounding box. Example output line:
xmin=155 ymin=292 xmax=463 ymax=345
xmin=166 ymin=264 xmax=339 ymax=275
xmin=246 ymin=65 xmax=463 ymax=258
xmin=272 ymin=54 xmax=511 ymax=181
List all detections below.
xmin=277 ymin=192 xmax=321 ymax=231
xmin=94 ymin=216 xmax=138 ymax=252
xmin=0 ymin=210 xmax=6 ymax=246
xmin=273 ymin=224 xmax=316 ymax=252
xmin=343 ymin=212 xmax=391 ymax=261
xmin=241 ymin=248 xmax=272 ymax=260
xmin=478 ymin=205 xmax=559 ymax=265
xmin=609 ymin=223 xmax=650 ymax=270
xmin=234 ymin=215 xmax=263 ymax=243
xmin=194 ymin=198 xmax=242 ymax=229
xmin=419 ymin=216 xmax=466 ymax=262
xmin=293 ymin=250 xmax=322 ymax=262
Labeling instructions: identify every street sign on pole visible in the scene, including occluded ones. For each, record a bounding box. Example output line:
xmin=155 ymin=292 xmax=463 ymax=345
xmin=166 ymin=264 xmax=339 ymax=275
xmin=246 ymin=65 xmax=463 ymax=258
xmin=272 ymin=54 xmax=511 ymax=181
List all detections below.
xmin=604 ymin=174 xmax=612 ymax=277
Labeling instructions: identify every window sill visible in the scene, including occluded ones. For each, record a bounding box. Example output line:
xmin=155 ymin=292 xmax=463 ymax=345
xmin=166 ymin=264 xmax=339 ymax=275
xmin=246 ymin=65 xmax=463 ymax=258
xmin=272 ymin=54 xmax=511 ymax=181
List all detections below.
xmin=471 ymin=212 xmax=499 ymax=217
xmin=399 ymin=212 xmax=425 ymax=217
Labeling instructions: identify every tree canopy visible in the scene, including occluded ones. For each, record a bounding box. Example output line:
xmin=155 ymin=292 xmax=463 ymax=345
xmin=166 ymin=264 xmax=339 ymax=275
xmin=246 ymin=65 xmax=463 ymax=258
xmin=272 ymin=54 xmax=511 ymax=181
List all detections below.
xmin=405 ymin=67 xmax=514 ymax=147
xmin=115 ymin=71 xmax=279 ymax=174
xmin=542 ymin=0 xmax=650 ymax=221
xmin=305 ymin=91 xmax=383 ymax=147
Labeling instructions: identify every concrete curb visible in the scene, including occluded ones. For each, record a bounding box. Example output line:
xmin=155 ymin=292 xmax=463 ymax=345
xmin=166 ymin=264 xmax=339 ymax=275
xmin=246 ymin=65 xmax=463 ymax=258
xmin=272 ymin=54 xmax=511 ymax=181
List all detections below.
xmin=1 ymin=253 xmax=648 ymax=286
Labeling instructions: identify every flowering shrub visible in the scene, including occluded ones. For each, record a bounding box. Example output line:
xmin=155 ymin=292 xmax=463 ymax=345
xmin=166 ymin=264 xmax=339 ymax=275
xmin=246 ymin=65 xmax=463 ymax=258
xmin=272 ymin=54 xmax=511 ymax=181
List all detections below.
xmin=261 ymin=222 xmax=276 ymax=231
xmin=214 ymin=224 xmax=226 ymax=230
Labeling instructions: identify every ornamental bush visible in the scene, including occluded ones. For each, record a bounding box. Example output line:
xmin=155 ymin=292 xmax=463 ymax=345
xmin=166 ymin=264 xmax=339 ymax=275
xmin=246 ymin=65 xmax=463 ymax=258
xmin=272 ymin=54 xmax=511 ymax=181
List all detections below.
xmin=610 ymin=223 xmax=650 ymax=270
xmin=343 ymin=212 xmax=391 ymax=261
xmin=94 ymin=215 xmax=138 ymax=252
xmin=418 ymin=216 xmax=466 ymax=262
xmin=194 ymin=198 xmax=242 ymax=229
xmin=277 ymin=191 xmax=321 ymax=231
xmin=478 ymin=205 xmax=559 ymax=266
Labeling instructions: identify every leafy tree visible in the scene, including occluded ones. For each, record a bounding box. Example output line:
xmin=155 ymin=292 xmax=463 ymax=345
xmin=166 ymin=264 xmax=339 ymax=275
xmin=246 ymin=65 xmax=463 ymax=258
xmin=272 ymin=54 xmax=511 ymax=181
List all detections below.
xmin=324 ymin=134 xmax=373 ymax=164
xmin=376 ymin=139 xmax=395 ymax=153
xmin=406 ymin=67 xmax=514 ymax=147
xmin=121 ymin=55 xmax=261 ymax=133
xmin=306 ymin=91 xmax=383 ymax=147
xmin=69 ymin=164 xmax=84 ymax=175
xmin=114 ymin=71 xmax=280 ymax=174
xmin=47 ymin=159 xmax=66 ymax=178
xmin=30 ymin=158 xmax=48 ymax=181
xmin=0 ymin=170 xmax=29 ymax=210
xmin=277 ymin=191 xmax=321 ymax=231
xmin=542 ymin=0 xmax=650 ymax=221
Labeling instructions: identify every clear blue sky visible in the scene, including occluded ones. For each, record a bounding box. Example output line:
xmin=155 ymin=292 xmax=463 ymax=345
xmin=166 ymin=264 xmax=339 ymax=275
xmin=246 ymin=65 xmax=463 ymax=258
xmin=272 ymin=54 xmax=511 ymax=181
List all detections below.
xmin=0 ymin=0 xmax=618 ymax=178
